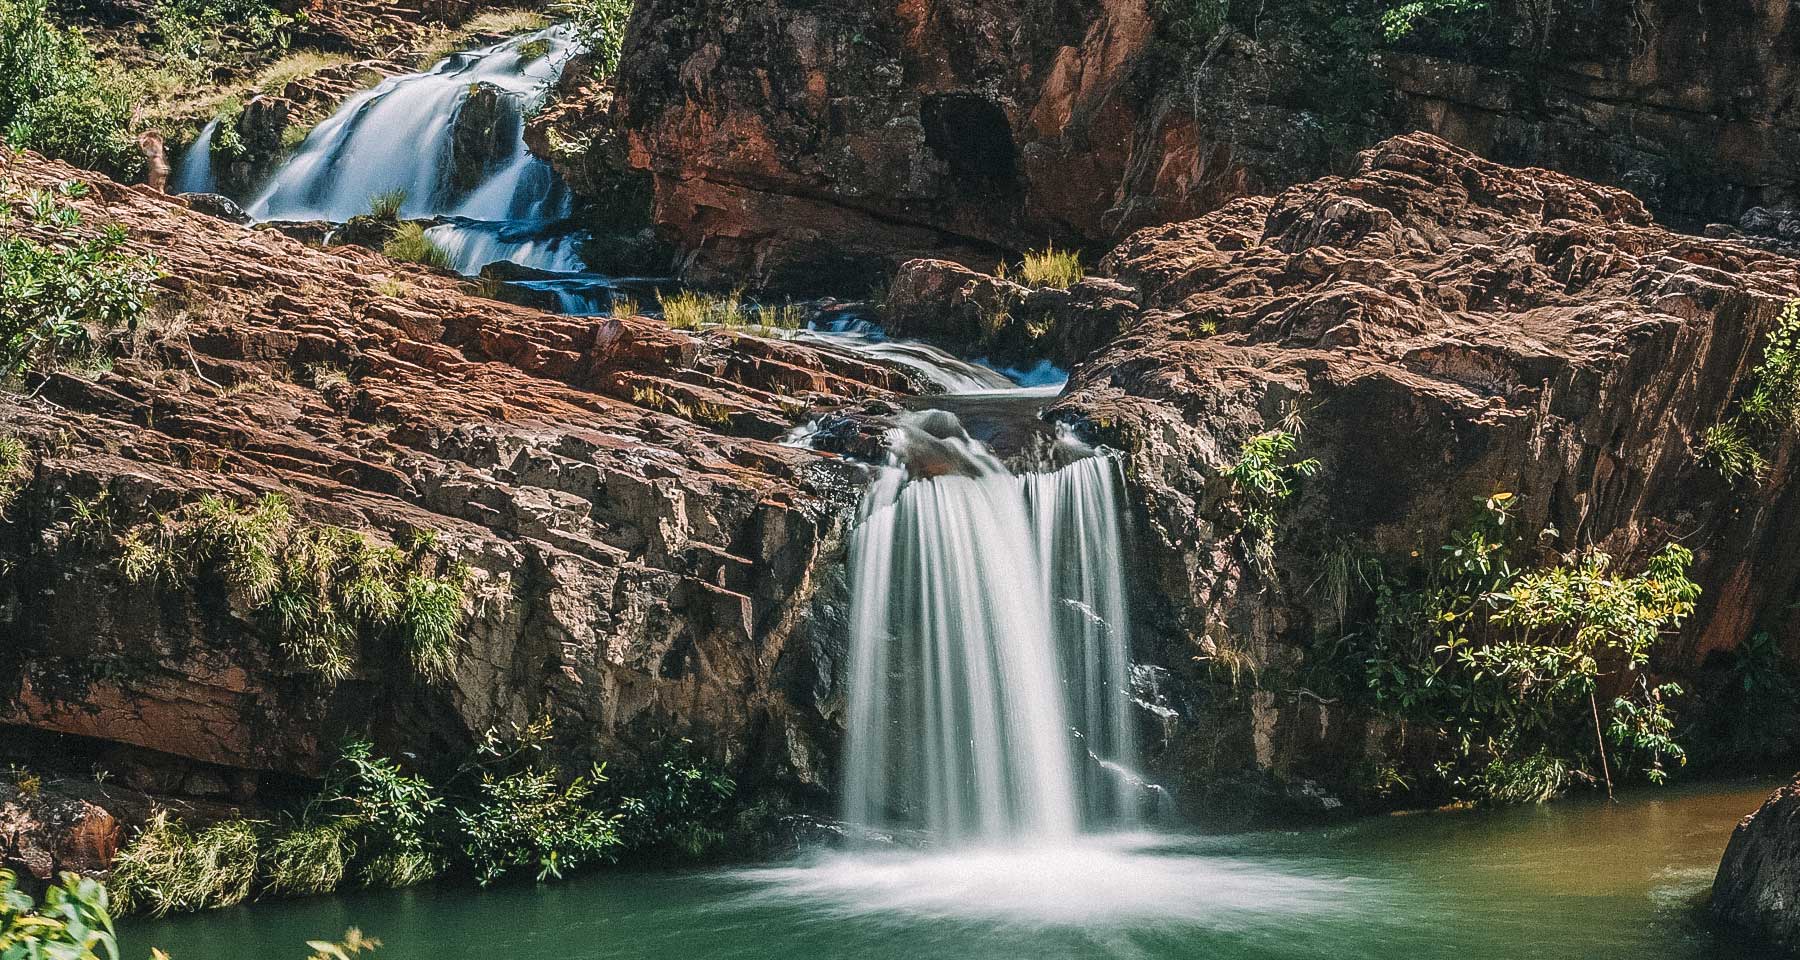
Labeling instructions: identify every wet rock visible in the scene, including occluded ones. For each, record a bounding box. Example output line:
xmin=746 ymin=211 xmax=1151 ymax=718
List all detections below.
xmin=178 ymin=192 xmax=249 ymax=223
xmin=448 ymin=82 xmax=516 ymax=196
xmin=1713 ymin=776 xmax=1800 ymax=949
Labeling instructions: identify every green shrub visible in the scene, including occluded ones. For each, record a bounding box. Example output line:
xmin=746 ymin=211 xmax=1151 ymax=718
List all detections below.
xmin=615 ymin=740 xmax=736 ymax=860
xmin=109 ymin=812 xmax=261 ymax=917
xmin=559 ymin=0 xmax=632 ymax=78
xmin=1380 ymin=0 xmax=1487 ymax=41
xmin=1701 ymin=299 xmax=1800 ymax=483
xmin=324 ymin=740 xmax=447 ymax=890
xmin=0 ymin=868 xmax=118 ymax=960
xmin=1225 ymin=428 xmax=1320 ymax=538
xmin=1 ymin=183 xmax=159 ymax=381
xmin=1019 ymin=245 xmax=1083 ymax=289
xmin=382 ymin=222 xmax=451 ymax=269
xmin=458 ymin=768 xmax=619 ymax=886
xmin=265 ymin=823 xmax=350 ymax=897
xmin=0 ymin=0 xmax=143 ymax=177
xmin=656 ymin=288 xmax=743 ymax=331
xmin=1341 ymin=496 xmax=1701 ymax=800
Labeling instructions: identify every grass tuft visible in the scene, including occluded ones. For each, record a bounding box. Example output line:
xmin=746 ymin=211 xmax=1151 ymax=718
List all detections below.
xmin=1019 ymin=244 xmax=1083 ymax=289
xmin=109 ymin=812 xmax=261 ymax=917
xmin=367 ymin=189 xmax=407 ymax=222
xmin=382 ymin=223 xmax=452 ymax=270
xmin=264 ymin=822 xmax=350 ymax=897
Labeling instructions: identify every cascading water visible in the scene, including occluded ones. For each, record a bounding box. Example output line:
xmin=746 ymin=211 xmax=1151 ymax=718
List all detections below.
xmin=169 ymin=119 xmax=218 ymax=195
xmin=843 ymin=410 xmax=1146 ymax=843
xmin=245 ymin=29 xmax=575 ymax=225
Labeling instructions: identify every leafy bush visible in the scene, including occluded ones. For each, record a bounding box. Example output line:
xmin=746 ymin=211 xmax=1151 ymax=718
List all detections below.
xmin=1225 ymin=428 xmax=1320 ymax=537
xmin=322 ymin=740 xmax=447 ymax=889
xmin=1380 ymin=0 xmax=1487 ymax=42
xmin=1 ymin=182 xmax=160 ymax=381
xmin=109 ymin=812 xmax=261 ymax=917
xmin=1701 ymin=299 xmax=1800 ymax=483
xmin=457 ymin=767 xmax=619 ymax=885
xmin=0 ymin=0 xmax=143 ymax=177
xmin=382 ymin=222 xmax=451 ymax=269
xmin=1341 ymin=496 xmax=1702 ymax=800
xmin=560 ymin=0 xmax=632 ymax=78
xmin=615 ymin=740 xmax=737 ymax=860
xmin=1019 ymin=245 xmax=1083 ymax=289
xmin=0 ymin=869 xmax=117 ymax=960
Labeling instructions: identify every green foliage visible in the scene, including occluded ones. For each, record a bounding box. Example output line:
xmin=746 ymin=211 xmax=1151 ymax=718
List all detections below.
xmin=109 ymin=812 xmax=260 ymax=917
xmin=264 ymin=823 xmax=350 ymax=898
xmin=321 ymin=740 xmax=446 ymax=889
xmin=1380 ymin=0 xmax=1487 ymax=42
xmin=1340 ymin=496 xmax=1702 ymax=800
xmin=0 ymin=435 xmax=24 ymax=516
xmin=147 ymin=0 xmax=295 ymax=82
xmin=1702 ymin=299 xmax=1800 ymax=483
xmin=516 ymin=38 xmax=550 ymax=63
xmin=1018 ymin=245 xmax=1083 ymax=289
xmin=456 ymin=721 xmax=619 ymax=886
xmin=366 ymin=189 xmax=407 ymax=222
xmin=0 ymin=868 xmax=118 ymax=960
xmin=0 ymin=0 xmax=142 ymax=177
xmin=560 ymin=0 xmax=632 ymax=78
xmin=116 ymin=494 xmax=467 ymax=684
xmin=1 ymin=182 xmax=159 ymax=381
xmin=615 ymin=739 xmax=737 ymax=860
xmin=1156 ymin=0 xmax=1232 ymax=47
xmin=1225 ymin=428 xmax=1321 ymax=538
xmin=381 ymin=222 xmax=450 ymax=270
xmin=1700 ymin=420 xmax=1768 ymax=483
xmin=656 ymin=288 xmax=744 ymax=331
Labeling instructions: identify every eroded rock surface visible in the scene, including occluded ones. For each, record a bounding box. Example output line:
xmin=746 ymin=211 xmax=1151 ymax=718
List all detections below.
xmin=610 ymin=0 xmax=1800 ymax=290
xmin=0 ymin=148 xmax=909 ymax=811
xmin=893 ymin=133 xmax=1800 ymax=816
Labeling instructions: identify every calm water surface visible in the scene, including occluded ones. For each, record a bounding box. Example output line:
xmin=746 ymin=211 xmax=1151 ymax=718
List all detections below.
xmin=127 ymin=778 xmax=1782 ymax=960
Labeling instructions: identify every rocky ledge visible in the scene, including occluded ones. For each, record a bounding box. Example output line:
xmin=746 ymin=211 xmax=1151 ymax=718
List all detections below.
xmin=891 ymin=132 xmax=1800 ymax=816
xmin=0 ymin=146 xmax=912 ymax=868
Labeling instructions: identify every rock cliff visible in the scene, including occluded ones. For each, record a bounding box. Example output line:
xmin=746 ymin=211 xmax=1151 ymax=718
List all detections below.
xmin=0 ymin=147 xmax=910 ymax=842
xmin=610 ymin=0 xmax=1800 ymax=291
xmin=890 ymin=133 xmax=1800 ymax=816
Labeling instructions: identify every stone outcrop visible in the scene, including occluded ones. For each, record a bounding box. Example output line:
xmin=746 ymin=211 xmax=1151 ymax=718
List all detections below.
xmin=610 ymin=0 xmax=1800 ymax=291
xmin=1714 ymin=775 xmax=1800 ymax=949
xmin=0 ymin=148 xmax=913 ymax=817
xmin=890 ymin=133 xmax=1800 ymax=817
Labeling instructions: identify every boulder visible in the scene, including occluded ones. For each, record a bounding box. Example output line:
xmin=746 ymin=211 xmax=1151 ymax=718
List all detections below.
xmin=1713 ymin=776 xmax=1800 ymax=949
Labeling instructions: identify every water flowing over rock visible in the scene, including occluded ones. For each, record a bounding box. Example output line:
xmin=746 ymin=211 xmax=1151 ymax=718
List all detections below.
xmin=889 ymin=132 xmax=1800 ymax=820
xmin=843 ymin=412 xmax=1146 ymax=840
xmin=247 ymin=29 xmax=574 ymax=227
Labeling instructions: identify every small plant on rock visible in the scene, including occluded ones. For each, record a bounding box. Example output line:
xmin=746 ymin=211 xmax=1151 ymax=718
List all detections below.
xmin=1019 ymin=244 xmax=1083 ymax=289
xmin=382 ymin=223 xmax=450 ymax=270
xmin=367 ymin=189 xmax=407 ymax=221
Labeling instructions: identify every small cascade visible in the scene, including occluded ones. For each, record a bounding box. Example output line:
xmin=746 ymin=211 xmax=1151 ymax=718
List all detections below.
xmin=246 ymin=29 xmax=575 ymax=225
xmin=843 ymin=410 xmax=1149 ymax=844
xmin=425 ymin=218 xmax=589 ymax=275
xmin=170 ymin=119 xmax=219 ymax=195
xmin=1022 ymin=433 xmax=1140 ymax=821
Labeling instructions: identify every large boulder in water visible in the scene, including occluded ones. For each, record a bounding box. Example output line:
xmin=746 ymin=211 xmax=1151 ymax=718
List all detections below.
xmin=1713 ymin=777 xmax=1800 ymax=949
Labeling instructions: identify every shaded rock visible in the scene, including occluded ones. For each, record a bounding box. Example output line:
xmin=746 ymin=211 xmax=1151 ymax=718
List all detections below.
xmin=177 ymin=192 xmax=248 ymax=223
xmin=448 ymin=82 xmax=516 ymax=196
xmin=1713 ymin=776 xmax=1800 ymax=949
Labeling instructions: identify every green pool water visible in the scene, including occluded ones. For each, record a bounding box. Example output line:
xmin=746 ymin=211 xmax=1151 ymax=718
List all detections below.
xmin=125 ymin=778 xmax=1785 ymax=960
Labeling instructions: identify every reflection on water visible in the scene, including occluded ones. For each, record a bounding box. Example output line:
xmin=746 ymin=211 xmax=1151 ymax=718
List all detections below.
xmin=126 ymin=779 xmax=1786 ymax=960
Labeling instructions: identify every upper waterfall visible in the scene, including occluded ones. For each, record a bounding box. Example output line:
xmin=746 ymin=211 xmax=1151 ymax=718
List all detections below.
xmin=245 ymin=29 xmax=576 ymax=226
xmin=842 ymin=410 xmax=1145 ymax=843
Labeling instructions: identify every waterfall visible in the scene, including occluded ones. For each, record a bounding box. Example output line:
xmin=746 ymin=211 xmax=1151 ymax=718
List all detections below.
xmin=246 ymin=29 xmax=575 ymax=226
xmin=425 ymin=218 xmax=588 ymax=275
xmin=170 ymin=119 xmax=219 ymax=195
xmin=843 ymin=411 xmax=1143 ymax=843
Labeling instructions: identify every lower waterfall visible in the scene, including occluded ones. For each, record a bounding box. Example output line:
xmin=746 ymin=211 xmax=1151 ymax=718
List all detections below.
xmin=842 ymin=410 xmax=1145 ymax=842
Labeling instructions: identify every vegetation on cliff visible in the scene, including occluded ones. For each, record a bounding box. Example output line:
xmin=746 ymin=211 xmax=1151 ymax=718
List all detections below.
xmin=107 ymin=725 xmax=739 ymax=917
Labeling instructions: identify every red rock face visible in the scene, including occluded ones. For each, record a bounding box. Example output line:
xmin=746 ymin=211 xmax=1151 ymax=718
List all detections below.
xmin=614 ymin=0 xmax=1800 ymax=291
xmin=892 ymin=133 xmax=1800 ymax=812
xmin=0 ymin=148 xmax=909 ymax=800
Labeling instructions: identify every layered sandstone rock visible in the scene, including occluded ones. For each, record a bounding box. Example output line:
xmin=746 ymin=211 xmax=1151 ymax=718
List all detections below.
xmin=0 ymin=148 xmax=910 ymax=813
xmin=610 ymin=0 xmax=1800 ymax=290
xmin=892 ymin=133 xmax=1800 ymax=814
